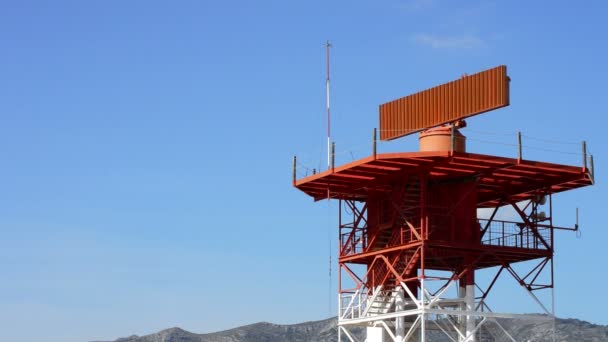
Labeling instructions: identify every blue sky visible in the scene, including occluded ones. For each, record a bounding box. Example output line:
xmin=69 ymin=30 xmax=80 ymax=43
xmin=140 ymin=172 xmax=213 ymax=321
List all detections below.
xmin=0 ymin=1 xmax=607 ymax=341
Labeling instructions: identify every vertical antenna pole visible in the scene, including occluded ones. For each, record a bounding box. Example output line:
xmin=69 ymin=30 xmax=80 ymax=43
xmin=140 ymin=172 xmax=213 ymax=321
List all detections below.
xmin=332 ymin=142 xmax=335 ymax=172
xmin=373 ymin=128 xmax=377 ymax=159
xmin=582 ymin=141 xmax=587 ymax=169
xmin=517 ymin=131 xmax=522 ymax=161
xmin=551 ymin=260 xmax=556 ymax=342
xmin=326 ymin=40 xmax=332 ymax=170
xmin=292 ymin=156 xmax=297 ymax=185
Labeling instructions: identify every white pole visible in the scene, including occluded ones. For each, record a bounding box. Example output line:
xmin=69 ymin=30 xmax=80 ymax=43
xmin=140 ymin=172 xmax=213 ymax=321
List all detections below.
xmin=395 ymin=287 xmax=405 ymax=341
xmin=465 ymin=284 xmax=476 ymax=342
xmin=420 ymin=278 xmax=426 ymax=342
xmin=459 ymin=285 xmax=466 ymax=342
xmin=326 ymin=40 xmax=332 ymax=170
xmin=552 ymin=281 xmax=556 ymax=342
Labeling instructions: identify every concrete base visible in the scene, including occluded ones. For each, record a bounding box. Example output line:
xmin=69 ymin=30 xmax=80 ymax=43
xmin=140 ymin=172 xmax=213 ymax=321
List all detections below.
xmin=367 ymin=327 xmax=384 ymax=342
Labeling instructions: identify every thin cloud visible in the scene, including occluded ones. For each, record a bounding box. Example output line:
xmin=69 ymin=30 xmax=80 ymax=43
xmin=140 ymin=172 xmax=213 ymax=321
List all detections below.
xmin=413 ymin=33 xmax=485 ymax=49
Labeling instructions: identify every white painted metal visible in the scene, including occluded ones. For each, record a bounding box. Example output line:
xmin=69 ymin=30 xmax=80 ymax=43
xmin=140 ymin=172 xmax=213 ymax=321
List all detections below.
xmin=338 ymin=278 xmax=555 ymax=342
xmin=477 ymin=301 xmax=517 ymax=342
xmin=338 ymin=263 xmax=556 ymax=342
xmin=432 ymin=319 xmax=458 ymax=342
xmin=462 ymin=317 xmax=486 ymax=342
xmin=341 ymin=287 xmax=363 ymax=320
xmin=325 ymin=40 xmax=331 ymax=170
xmin=395 ymin=287 xmax=405 ymax=341
xmin=428 ymin=279 xmax=455 ymax=307
xmin=522 ymin=284 xmax=552 ymax=315
xmin=379 ymin=321 xmax=396 ymax=342
xmin=400 ymin=282 xmax=421 ymax=309
xmin=367 ymin=327 xmax=384 ymax=342
xmin=340 ymin=326 xmax=361 ymax=342
xmin=402 ymin=315 xmax=421 ymax=342
xmin=488 ymin=318 xmax=517 ymax=342
xmin=552 ymin=286 xmax=556 ymax=342
xmin=420 ymin=278 xmax=426 ymax=342
xmin=458 ymin=285 xmax=466 ymax=342
xmin=363 ymin=286 xmax=384 ymax=317
xmin=465 ymin=285 xmax=475 ymax=342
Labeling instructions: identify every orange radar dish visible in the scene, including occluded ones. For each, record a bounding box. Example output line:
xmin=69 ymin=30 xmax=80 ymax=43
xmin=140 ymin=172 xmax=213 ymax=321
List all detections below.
xmin=379 ymin=65 xmax=510 ymax=141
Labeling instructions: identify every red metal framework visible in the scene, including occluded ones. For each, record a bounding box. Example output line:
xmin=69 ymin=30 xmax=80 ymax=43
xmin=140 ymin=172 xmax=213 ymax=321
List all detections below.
xmin=296 ymin=150 xmax=591 ymax=264
xmin=292 ymin=64 xmax=594 ymax=342
xmin=293 ymin=150 xmax=593 ymax=341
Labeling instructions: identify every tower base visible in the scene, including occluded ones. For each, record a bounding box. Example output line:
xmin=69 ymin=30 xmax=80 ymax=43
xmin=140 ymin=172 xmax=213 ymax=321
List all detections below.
xmin=367 ymin=327 xmax=384 ymax=342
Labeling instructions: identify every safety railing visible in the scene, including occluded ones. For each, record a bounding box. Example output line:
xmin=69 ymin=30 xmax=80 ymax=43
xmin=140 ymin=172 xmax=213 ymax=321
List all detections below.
xmin=340 ymin=217 xmax=552 ymax=259
xmin=340 ymin=227 xmax=366 ymax=256
xmin=340 ymin=285 xmax=396 ymax=320
xmin=479 ymin=219 xmax=552 ymax=250
xmin=339 ymin=289 xmax=367 ymax=320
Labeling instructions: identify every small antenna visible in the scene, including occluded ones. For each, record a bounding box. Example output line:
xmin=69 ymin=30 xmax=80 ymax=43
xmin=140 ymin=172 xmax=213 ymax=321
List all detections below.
xmin=325 ymin=41 xmax=333 ymax=317
xmin=576 ymin=207 xmax=582 ymax=238
xmin=325 ymin=40 xmax=332 ymax=170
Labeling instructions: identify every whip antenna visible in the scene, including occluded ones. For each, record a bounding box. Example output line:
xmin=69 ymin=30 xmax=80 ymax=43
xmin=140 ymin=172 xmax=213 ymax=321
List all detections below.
xmin=325 ymin=40 xmax=332 ymax=170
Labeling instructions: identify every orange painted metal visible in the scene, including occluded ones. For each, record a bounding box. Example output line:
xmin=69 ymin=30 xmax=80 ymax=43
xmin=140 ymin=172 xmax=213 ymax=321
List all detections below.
xmin=379 ymin=65 xmax=510 ymax=141
xmin=419 ymin=126 xmax=466 ymax=152
xmin=294 ymin=151 xmax=593 ymax=206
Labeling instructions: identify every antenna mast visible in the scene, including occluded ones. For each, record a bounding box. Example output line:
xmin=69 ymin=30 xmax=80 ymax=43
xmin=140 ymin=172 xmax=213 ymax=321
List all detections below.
xmin=325 ymin=40 xmax=332 ymax=170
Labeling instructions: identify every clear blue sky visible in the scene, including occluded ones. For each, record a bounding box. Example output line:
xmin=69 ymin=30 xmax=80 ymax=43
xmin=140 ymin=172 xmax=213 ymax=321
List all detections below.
xmin=1 ymin=1 xmax=607 ymax=341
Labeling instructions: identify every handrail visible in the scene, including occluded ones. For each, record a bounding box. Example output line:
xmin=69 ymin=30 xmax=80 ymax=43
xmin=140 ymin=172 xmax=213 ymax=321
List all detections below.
xmin=479 ymin=218 xmax=551 ymax=250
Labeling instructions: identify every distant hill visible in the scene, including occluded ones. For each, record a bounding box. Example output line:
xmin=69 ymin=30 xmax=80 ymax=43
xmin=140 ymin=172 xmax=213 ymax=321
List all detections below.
xmin=93 ymin=318 xmax=348 ymax=342
xmin=93 ymin=316 xmax=608 ymax=342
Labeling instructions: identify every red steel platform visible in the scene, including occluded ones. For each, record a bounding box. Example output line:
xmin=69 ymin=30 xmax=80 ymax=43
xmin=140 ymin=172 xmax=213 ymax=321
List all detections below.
xmin=295 ymin=151 xmax=593 ymax=207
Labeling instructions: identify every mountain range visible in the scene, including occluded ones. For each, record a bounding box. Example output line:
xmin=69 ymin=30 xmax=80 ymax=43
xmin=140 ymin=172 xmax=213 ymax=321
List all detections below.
xmin=94 ymin=316 xmax=608 ymax=342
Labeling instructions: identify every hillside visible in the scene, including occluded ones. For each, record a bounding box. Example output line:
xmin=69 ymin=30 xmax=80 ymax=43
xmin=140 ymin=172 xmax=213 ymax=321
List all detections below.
xmin=94 ymin=316 xmax=608 ymax=342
